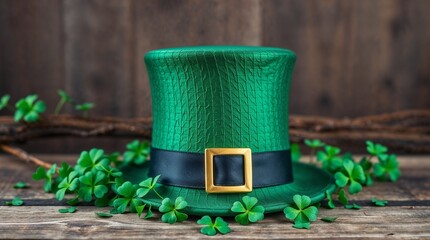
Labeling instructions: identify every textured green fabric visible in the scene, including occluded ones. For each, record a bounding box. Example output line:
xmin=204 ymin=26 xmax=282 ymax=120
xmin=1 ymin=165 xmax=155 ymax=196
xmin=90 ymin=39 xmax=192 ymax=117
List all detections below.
xmin=122 ymin=162 xmax=336 ymax=216
xmin=145 ymin=46 xmax=296 ymax=153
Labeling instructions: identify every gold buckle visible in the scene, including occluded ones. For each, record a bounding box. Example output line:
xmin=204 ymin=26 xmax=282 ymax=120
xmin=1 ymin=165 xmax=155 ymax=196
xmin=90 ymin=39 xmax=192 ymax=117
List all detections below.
xmin=204 ymin=148 xmax=252 ymax=193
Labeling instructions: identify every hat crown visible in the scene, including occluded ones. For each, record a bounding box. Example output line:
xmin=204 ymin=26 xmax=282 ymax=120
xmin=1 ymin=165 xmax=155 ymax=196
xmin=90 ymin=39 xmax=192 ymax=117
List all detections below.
xmin=145 ymin=46 xmax=296 ymax=153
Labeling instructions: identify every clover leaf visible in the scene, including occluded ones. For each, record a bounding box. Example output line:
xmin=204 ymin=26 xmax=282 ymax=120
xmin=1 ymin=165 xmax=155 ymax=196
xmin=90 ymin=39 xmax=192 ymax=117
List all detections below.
xmin=0 ymin=94 xmax=11 ymax=111
xmin=95 ymin=212 xmax=113 ymax=218
xmin=291 ymin=143 xmax=301 ymax=162
xmin=14 ymin=181 xmax=29 ymax=189
xmin=113 ymin=181 xmax=142 ymax=213
xmin=136 ymin=203 xmax=153 ymax=219
xmin=137 ymin=175 xmax=162 ymax=199
xmin=54 ymin=90 xmax=73 ymax=114
xmin=366 ymin=141 xmax=388 ymax=157
xmin=321 ymin=216 xmax=338 ymax=222
xmin=4 ymin=196 xmax=24 ymax=206
xmin=58 ymin=162 xmax=74 ymax=179
xmin=78 ymin=171 xmax=108 ymax=202
xmin=372 ymin=197 xmax=388 ymax=206
xmin=32 ymin=164 xmax=57 ymax=192
xmin=58 ymin=206 xmax=77 ymax=213
xmin=56 ymin=171 xmax=79 ymax=200
xmin=123 ymin=140 xmax=150 ymax=165
xmin=326 ymin=190 xmax=335 ymax=209
xmin=359 ymin=157 xmax=374 ymax=186
xmin=75 ymin=102 xmax=94 ymax=117
xmin=197 ymin=216 xmax=231 ymax=236
xmin=14 ymin=94 xmax=46 ymax=122
xmin=231 ymin=196 xmax=265 ymax=225
xmin=334 ymin=159 xmax=365 ymax=194
xmin=304 ymin=139 xmax=325 ymax=148
xmin=345 ymin=203 xmax=361 ymax=210
xmin=374 ymin=154 xmax=401 ymax=182
xmin=76 ymin=149 xmax=108 ymax=174
xmin=159 ymin=197 xmax=188 ymax=224
xmin=317 ymin=145 xmax=343 ymax=172
xmin=284 ymin=195 xmax=318 ymax=229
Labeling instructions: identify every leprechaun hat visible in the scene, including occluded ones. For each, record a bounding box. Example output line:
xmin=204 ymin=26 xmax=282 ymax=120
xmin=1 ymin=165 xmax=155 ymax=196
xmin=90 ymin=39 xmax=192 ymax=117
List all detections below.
xmin=124 ymin=46 xmax=335 ymax=216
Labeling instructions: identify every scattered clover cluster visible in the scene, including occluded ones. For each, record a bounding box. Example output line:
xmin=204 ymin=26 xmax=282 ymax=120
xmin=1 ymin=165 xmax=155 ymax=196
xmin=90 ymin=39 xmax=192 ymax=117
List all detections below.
xmin=0 ymin=90 xmax=95 ymax=122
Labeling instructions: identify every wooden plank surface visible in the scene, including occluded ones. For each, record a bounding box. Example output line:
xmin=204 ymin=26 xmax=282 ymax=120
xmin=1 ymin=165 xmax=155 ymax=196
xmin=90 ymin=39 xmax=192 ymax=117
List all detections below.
xmin=0 ymin=155 xmax=429 ymax=239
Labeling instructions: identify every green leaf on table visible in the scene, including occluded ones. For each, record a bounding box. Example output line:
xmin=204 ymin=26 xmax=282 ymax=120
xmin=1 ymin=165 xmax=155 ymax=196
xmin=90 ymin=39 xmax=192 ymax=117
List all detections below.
xmin=0 ymin=94 xmax=10 ymax=110
xmin=95 ymin=212 xmax=113 ymax=218
xmin=137 ymin=175 xmax=161 ymax=198
xmin=317 ymin=145 xmax=343 ymax=172
xmin=123 ymin=140 xmax=151 ymax=165
xmin=304 ymin=139 xmax=325 ymax=148
xmin=197 ymin=216 xmax=231 ymax=236
xmin=334 ymin=159 xmax=366 ymax=194
xmin=159 ymin=197 xmax=188 ymax=224
xmin=326 ymin=190 xmax=335 ymax=209
xmin=366 ymin=141 xmax=388 ymax=157
xmin=231 ymin=196 xmax=265 ymax=225
xmin=283 ymin=195 xmax=318 ymax=229
xmin=291 ymin=143 xmax=302 ymax=162
xmin=4 ymin=196 xmax=24 ymax=206
xmin=75 ymin=103 xmax=94 ymax=111
xmin=338 ymin=188 xmax=348 ymax=206
xmin=372 ymin=197 xmax=388 ymax=207
xmin=359 ymin=157 xmax=374 ymax=187
xmin=113 ymin=181 xmax=142 ymax=213
xmin=32 ymin=164 xmax=57 ymax=193
xmin=58 ymin=206 xmax=77 ymax=213
xmin=321 ymin=216 xmax=338 ymax=222
xmin=374 ymin=154 xmax=401 ymax=182
xmin=78 ymin=171 xmax=108 ymax=202
xmin=345 ymin=204 xmax=361 ymax=210
xmin=56 ymin=171 xmax=79 ymax=200
xmin=14 ymin=94 xmax=46 ymax=122
xmin=14 ymin=181 xmax=29 ymax=189
xmin=136 ymin=204 xmax=153 ymax=219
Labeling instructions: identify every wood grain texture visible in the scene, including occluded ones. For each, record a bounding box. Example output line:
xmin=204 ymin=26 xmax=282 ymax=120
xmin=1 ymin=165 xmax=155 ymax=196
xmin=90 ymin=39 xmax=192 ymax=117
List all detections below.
xmin=0 ymin=155 xmax=429 ymax=239
xmin=263 ymin=0 xmax=430 ymax=117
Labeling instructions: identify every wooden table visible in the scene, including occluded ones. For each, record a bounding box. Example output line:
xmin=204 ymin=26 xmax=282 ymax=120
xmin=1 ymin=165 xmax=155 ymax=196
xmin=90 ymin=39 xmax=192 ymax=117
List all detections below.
xmin=0 ymin=155 xmax=429 ymax=239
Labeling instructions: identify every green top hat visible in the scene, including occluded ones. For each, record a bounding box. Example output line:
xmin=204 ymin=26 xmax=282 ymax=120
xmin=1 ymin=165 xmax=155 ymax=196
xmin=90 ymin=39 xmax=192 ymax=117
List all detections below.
xmin=124 ymin=46 xmax=335 ymax=216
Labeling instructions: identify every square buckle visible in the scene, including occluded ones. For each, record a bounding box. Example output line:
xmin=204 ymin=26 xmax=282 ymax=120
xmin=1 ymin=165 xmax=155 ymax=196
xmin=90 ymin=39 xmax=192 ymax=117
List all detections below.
xmin=204 ymin=148 xmax=252 ymax=193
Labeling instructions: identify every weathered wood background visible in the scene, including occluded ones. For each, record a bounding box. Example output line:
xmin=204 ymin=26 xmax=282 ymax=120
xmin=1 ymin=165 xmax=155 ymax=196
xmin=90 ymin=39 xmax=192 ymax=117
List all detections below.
xmin=1 ymin=0 xmax=430 ymax=153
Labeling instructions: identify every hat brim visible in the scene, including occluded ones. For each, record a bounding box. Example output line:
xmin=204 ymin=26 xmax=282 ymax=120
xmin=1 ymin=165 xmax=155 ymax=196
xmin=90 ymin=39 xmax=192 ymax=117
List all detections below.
xmin=121 ymin=162 xmax=336 ymax=216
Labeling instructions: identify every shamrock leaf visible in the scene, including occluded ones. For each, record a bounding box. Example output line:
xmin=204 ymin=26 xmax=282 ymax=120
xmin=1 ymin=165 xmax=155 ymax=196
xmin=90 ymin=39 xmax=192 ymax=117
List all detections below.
xmin=58 ymin=162 xmax=74 ymax=179
xmin=231 ymin=196 xmax=265 ymax=225
xmin=366 ymin=141 xmax=388 ymax=157
xmin=321 ymin=216 xmax=338 ymax=222
xmin=78 ymin=171 xmax=108 ymax=202
xmin=0 ymin=94 xmax=11 ymax=110
xmin=58 ymin=207 xmax=77 ymax=213
xmin=326 ymin=190 xmax=335 ymax=209
xmin=197 ymin=216 xmax=231 ymax=236
xmin=304 ymin=139 xmax=325 ymax=148
xmin=136 ymin=204 xmax=153 ymax=219
xmin=137 ymin=175 xmax=162 ymax=198
xmin=76 ymin=149 xmax=108 ymax=174
xmin=291 ymin=143 xmax=301 ymax=162
xmin=374 ymin=154 xmax=401 ymax=182
xmin=159 ymin=197 xmax=188 ymax=224
xmin=284 ymin=195 xmax=318 ymax=229
xmin=14 ymin=181 xmax=29 ymax=189
xmin=95 ymin=212 xmax=113 ymax=218
xmin=338 ymin=188 xmax=349 ymax=206
xmin=76 ymin=103 xmax=94 ymax=117
xmin=345 ymin=203 xmax=361 ymax=210
xmin=359 ymin=157 xmax=374 ymax=186
xmin=32 ymin=164 xmax=57 ymax=192
xmin=4 ymin=196 xmax=24 ymax=206
xmin=113 ymin=181 xmax=142 ymax=214
xmin=14 ymin=94 xmax=46 ymax=122
xmin=54 ymin=90 xmax=73 ymax=114
xmin=334 ymin=159 xmax=366 ymax=194
xmin=372 ymin=197 xmax=388 ymax=206
xmin=123 ymin=140 xmax=150 ymax=165
xmin=317 ymin=145 xmax=343 ymax=172
xmin=56 ymin=171 xmax=79 ymax=200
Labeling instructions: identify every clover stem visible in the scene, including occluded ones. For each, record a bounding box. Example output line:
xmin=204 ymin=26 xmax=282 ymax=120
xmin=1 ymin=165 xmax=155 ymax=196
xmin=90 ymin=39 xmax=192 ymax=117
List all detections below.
xmin=54 ymin=99 xmax=66 ymax=115
xmin=152 ymin=189 xmax=163 ymax=199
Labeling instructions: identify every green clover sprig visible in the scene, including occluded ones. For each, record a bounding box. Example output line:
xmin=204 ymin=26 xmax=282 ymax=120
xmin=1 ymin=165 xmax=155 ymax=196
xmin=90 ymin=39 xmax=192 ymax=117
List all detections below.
xmin=14 ymin=94 xmax=46 ymax=122
xmin=78 ymin=171 xmax=108 ymax=202
xmin=284 ymin=195 xmax=318 ymax=229
xmin=32 ymin=164 xmax=57 ymax=192
xmin=123 ymin=140 xmax=150 ymax=165
xmin=334 ymin=159 xmax=366 ymax=194
xmin=304 ymin=139 xmax=325 ymax=164
xmin=159 ymin=197 xmax=188 ymax=224
xmin=231 ymin=196 xmax=265 ymax=225
xmin=317 ymin=145 xmax=343 ymax=172
xmin=197 ymin=216 xmax=231 ymax=236
xmin=75 ymin=102 xmax=94 ymax=117
xmin=374 ymin=154 xmax=401 ymax=181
